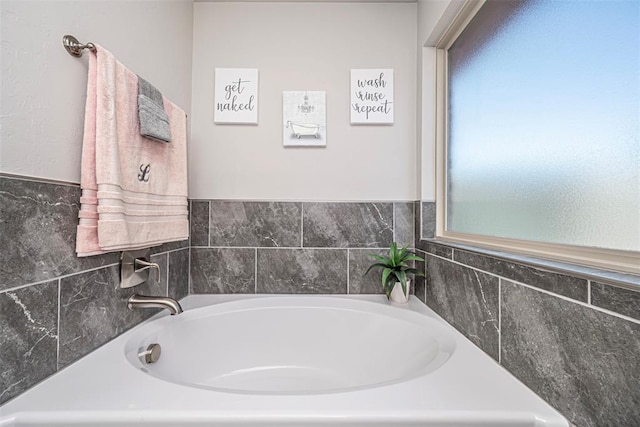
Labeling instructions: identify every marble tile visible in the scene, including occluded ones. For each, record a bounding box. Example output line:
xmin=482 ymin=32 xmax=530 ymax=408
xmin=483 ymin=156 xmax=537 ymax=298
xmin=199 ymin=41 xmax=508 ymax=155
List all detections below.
xmin=394 ymin=202 xmax=414 ymax=248
xmin=190 ymin=248 xmax=255 ymax=294
xmin=415 ymin=238 xmax=427 ymax=253
xmin=0 ymin=281 xmax=58 ymax=404
xmin=303 ymin=202 xmax=393 ymax=248
xmin=59 ymin=265 xmax=146 ymax=368
xmin=257 ymin=249 xmax=347 ymax=294
xmin=189 ymin=200 xmax=209 ymax=247
xmin=454 ymin=249 xmax=588 ymax=302
xmin=209 ymin=201 xmax=301 ymax=247
xmin=591 ymin=282 xmax=640 ymax=321
xmin=416 ymin=240 xmax=453 ymax=259
xmin=149 ymin=238 xmax=189 ymax=255
xmin=414 ymin=250 xmax=427 ymax=303
xmin=0 ymin=176 xmax=118 ymax=291
xmin=425 ymin=255 xmax=499 ymax=360
xmin=501 ymin=280 xmax=640 ymax=427
xmin=421 ymin=201 xmax=436 ymax=239
xmin=413 ymin=201 xmax=421 ymax=246
xmin=168 ymin=249 xmax=189 ymax=300
xmin=348 ymin=249 xmax=387 ymax=294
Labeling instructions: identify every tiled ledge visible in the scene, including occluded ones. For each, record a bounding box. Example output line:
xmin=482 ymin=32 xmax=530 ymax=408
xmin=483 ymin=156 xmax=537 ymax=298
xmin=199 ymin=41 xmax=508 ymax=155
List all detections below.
xmin=418 ymin=238 xmax=640 ymax=291
xmin=0 ymin=171 xmax=79 ymax=187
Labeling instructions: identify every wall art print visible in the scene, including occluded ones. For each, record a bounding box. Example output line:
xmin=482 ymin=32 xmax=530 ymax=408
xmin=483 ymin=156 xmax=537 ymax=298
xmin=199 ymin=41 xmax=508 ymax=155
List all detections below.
xmin=214 ymin=68 xmax=258 ymax=124
xmin=282 ymin=91 xmax=326 ymax=147
xmin=350 ymin=69 xmax=393 ymax=124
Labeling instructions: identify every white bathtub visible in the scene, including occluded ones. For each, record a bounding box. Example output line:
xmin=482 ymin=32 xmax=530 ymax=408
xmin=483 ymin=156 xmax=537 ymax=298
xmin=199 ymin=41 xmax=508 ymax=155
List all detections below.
xmin=0 ymin=295 xmax=568 ymax=427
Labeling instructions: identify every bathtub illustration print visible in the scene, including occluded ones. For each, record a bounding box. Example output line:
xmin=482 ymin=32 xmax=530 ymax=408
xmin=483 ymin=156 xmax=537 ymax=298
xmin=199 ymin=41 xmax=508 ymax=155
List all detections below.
xmin=283 ymin=91 xmax=326 ymax=147
xmin=286 ymin=121 xmax=321 ymax=139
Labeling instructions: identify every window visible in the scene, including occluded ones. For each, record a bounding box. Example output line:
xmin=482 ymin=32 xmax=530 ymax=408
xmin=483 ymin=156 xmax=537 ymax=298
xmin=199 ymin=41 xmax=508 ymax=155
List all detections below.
xmin=435 ymin=0 xmax=639 ymax=273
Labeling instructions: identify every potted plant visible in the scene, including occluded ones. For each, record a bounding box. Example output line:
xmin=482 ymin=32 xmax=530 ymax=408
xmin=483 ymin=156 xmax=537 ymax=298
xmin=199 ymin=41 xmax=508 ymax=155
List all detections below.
xmin=364 ymin=242 xmax=425 ymax=304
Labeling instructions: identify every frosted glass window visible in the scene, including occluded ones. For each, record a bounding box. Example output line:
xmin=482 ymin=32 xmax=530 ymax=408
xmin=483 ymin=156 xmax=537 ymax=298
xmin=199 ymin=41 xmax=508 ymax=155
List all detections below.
xmin=447 ymin=0 xmax=640 ymax=252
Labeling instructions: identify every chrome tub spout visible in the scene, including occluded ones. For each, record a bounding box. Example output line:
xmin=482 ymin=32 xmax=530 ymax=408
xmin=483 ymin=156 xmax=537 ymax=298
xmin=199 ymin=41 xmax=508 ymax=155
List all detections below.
xmin=127 ymin=294 xmax=183 ymax=315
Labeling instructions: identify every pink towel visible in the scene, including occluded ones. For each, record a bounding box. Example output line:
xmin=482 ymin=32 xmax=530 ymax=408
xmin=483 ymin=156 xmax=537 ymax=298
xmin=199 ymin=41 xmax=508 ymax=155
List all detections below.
xmin=76 ymin=45 xmax=188 ymax=257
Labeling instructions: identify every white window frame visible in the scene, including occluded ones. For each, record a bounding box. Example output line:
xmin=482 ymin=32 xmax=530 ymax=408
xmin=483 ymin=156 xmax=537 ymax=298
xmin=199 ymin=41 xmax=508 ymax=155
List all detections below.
xmin=431 ymin=0 xmax=640 ymax=274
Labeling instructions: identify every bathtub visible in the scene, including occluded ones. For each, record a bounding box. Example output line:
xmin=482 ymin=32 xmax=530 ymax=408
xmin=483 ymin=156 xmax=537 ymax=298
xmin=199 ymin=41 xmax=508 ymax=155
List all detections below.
xmin=286 ymin=121 xmax=321 ymax=138
xmin=0 ymin=295 xmax=568 ymax=426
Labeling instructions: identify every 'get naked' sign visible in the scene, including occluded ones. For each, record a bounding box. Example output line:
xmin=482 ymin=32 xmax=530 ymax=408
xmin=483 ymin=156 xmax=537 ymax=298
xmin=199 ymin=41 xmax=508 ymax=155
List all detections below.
xmin=350 ymin=69 xmax=394 ymax=125
xmin=214 ymin=68 xmax=259 ymax=124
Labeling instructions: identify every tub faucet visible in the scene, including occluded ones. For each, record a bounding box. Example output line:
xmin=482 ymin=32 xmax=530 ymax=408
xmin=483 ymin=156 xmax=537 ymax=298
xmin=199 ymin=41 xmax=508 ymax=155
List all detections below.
xmin=127 ymin=294 xmax=183 ymax=315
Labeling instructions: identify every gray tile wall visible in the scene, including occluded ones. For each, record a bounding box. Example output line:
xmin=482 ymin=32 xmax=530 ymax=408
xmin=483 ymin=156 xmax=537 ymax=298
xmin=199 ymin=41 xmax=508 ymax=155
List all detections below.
xmin=416 ymin=237 xmax=640 ymax=426
xmin=420 ymin=201 xmax=436 ymax=239
xmin=425 ymin=256 xmax=500 ymax=360
xmin=501 ymin=280 xmax=640 ymax=427
xmin=0 ymin=174 xmax=190 ymax=404
xmin=189 ymin=200 xmax=416 ymax=296
xmin=8 ymin=186 xmax=636 ymax=427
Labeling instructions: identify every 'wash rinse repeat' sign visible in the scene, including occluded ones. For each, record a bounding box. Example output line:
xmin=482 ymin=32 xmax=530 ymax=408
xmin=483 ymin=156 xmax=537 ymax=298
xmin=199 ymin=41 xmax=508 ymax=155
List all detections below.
xmin=350 ymin=69 xmax=393 ymax=124
xmin=214 ymin=68 xmax=258 ymax=124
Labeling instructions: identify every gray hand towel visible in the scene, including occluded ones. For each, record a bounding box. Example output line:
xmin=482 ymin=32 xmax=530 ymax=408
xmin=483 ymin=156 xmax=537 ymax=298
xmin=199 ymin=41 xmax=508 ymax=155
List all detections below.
xmin=137 ymin=76 xmax=172 ymax=143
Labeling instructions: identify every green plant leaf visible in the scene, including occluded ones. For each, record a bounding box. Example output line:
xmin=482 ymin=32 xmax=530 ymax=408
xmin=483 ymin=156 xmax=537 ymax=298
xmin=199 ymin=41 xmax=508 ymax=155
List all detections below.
xmin=404 ymin=268 xmax=425 ymax=277
xmin=398 ymin=246 xmax=409 ymax=258
xmin=389 ymin=243 xmax=398 ymax=267
xmin=381 ymin=268 xmax=394 ymax=289
xmin=365 ymin=243 xmax=425 ymax=287
xmin=396 ymin=270 xmax=407 ymax=295
xmin=363 ymin=262 xmax=390 ymax=277
xmin=368 ymin=254 xmax=390 ymax=263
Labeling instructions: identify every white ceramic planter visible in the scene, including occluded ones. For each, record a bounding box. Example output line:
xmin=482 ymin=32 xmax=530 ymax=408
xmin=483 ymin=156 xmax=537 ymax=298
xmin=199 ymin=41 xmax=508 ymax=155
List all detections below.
xmin=389 ymin=280 xmax=410 ymax=304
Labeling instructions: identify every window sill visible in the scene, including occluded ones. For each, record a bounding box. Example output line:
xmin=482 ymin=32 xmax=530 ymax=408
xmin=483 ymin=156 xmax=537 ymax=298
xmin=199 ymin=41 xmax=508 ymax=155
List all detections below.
xmin=418 ymin=238 xmax=640 ymax=292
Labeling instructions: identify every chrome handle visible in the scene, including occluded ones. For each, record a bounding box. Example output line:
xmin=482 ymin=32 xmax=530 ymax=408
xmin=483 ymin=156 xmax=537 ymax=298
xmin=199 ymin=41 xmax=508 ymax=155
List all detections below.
xmin=134 ymin=259 xmax=160 ymax=283
xmin=120 ymin=249 xmax=158 ymax=289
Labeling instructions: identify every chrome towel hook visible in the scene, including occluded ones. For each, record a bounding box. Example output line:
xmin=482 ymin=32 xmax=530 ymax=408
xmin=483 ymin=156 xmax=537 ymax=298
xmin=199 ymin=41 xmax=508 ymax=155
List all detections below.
xmin=62 ymin=35 xmax=96 ymax=57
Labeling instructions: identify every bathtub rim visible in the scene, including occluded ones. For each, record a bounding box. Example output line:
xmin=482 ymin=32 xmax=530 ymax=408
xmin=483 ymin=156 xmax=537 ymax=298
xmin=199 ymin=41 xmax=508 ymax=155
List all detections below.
xmin=0 ymin=294 xmax=569 ymax=427
xmin=123 ymin=295 xmax=458 ymax=396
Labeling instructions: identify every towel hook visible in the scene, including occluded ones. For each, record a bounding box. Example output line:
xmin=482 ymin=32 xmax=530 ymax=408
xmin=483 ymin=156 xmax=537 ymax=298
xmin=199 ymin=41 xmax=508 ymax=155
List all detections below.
xmin=62 ymin=35 xmax=96 ymax=57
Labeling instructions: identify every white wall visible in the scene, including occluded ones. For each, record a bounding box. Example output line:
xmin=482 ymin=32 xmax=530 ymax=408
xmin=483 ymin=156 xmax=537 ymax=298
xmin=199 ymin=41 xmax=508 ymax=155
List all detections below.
xmin=417 ymin=0 xmax=459 ymax=201
xmin=0 ymin=0 xmax=194 ymax=183
xmin=418 ymin=0 xmax=456 ymax=47
xmin=190 ymin=2 xmax=417 ymax=201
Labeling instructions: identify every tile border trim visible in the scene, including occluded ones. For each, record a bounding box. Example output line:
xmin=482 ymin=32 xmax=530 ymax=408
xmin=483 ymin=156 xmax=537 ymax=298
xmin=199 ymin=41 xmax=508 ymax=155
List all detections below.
xmin=420 ymin=238 xmax=640 ymax=291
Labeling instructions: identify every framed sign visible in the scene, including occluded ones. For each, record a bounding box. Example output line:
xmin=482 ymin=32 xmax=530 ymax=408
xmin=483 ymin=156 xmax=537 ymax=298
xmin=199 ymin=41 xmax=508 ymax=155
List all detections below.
xmin=350 ymin=69 xmax=393 ymax=124
xmin=214 ymin=68 xmax=258 ymax=124
xmin=283 ymin=91 xmax=326 ymax=147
